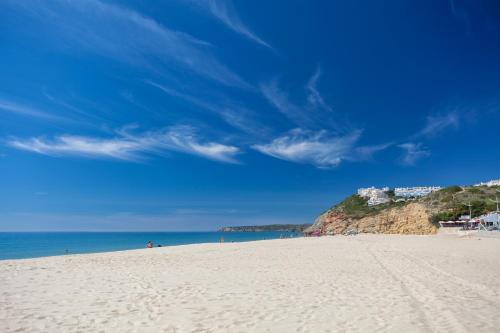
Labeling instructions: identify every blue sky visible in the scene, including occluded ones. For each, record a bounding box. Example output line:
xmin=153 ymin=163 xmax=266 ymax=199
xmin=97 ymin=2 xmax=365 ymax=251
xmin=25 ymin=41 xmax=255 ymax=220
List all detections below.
xmin=1 ymin=0 xmax=499 ymax=231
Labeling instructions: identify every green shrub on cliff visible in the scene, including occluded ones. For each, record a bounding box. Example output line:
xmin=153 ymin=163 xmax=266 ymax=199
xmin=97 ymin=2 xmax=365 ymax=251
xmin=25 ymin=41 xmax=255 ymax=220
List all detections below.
xmin=440 ymin=185 xmax=462 ymax=194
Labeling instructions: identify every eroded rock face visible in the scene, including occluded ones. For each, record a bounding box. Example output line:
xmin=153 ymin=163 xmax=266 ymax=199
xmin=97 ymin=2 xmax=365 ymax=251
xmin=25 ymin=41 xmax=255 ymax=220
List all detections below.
xmin=306 ymin=211 xmax=352 ymax=235
xmin=307 ymin=203 xmax=437 ymax=235
xmin=355 ymin=203 xmax=437 ymax=234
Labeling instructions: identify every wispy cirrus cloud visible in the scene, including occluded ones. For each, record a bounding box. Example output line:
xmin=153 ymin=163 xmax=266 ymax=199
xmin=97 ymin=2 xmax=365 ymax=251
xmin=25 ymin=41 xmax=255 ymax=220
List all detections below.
xmin=10 ymin=135 xmax=143 ymax=161
xmin=448 ymin=0 xmax=496 ymax=35
xmin=0 ymin=97 xmax=65 ymax=121
xmin=413 ymin=111 xmax=460 ymax=139
xmin=306 ymin=67 xmax=332 ymax=112
xmin=397 ymin=143 xmax=430 ymax=166
xmin=145 ymin=80 xmax=268 ymax=135
xmin=43 ymin=93 xmax=92 ymax=118
xmin=393 ymin=110 xmax=461 ymax=166
xmin=252 ymin=129 xmax=362 ymax=168
xmin=260 ymin=67 xmax=338 ymax=129
xmin=353 ymin=142 xmax=394 ymax=161
xmin=256 ymin=67 xmax=370 ymax=168
xmin=8 ymin=125 xmax=240 ymax=163
xmin=6 ymin=0 xmax=249 ymax=88
xmin=449 ymin=0 xmax=471 ymax=33
xmin=260 ymin=79 xmax=315 ymax=127
xmin=193 ymin=0 xmax=271 ymax=48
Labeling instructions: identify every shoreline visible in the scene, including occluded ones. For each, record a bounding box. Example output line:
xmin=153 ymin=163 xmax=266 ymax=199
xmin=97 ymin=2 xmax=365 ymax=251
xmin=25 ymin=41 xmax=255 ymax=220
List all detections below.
xmin=0 ymin=231 xmax=298 ymax=261
xmin=2 ymin=231 xmax=499 ymax=262
xmin=1 ymin=236 xmax=293 ymax=262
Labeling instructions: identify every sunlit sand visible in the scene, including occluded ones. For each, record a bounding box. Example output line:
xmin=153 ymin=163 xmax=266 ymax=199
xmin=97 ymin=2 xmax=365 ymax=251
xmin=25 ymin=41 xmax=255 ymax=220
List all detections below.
xmin=1 ymin=234 xmax=499 ymax=332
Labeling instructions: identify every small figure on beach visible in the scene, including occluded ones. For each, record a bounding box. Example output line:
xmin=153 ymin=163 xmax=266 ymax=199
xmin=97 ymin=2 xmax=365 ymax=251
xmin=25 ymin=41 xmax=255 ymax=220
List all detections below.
xmin=157 ymin=244 xmax=162 ymax=247
xmin=146 ymin=241 xmax=153 ymax=248
xmin=220 ymin=235 xmax=224 ymax=243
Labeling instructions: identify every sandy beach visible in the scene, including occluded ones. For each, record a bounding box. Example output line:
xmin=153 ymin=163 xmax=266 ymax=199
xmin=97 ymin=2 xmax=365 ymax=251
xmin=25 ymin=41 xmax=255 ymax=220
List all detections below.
xmin=1 ymin=234 xmax=499 ymax=332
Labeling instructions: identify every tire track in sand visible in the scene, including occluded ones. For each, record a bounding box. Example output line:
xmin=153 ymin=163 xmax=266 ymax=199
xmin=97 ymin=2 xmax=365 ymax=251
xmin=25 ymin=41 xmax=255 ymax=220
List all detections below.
xmin=400 ymin=251 xmax=499 ymax=305
xmin=367 ymin=243 xmax=467 ymax=333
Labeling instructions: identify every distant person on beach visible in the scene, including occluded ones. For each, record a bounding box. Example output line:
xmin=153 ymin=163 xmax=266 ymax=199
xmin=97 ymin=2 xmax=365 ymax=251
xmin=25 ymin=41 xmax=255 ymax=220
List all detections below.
xmin=146 ymin=241 xmax=153 ymax=248
xmin=220 ymin=235 xmax=224 ymax=243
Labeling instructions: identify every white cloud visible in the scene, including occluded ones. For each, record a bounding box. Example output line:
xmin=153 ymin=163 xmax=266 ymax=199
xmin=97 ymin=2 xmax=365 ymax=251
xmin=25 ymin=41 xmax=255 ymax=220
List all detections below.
xmin=8 ymin=126 xmax=240 ymax=163
xmin=414 ymin=111 xmax=460 ymax=139
xmin=398 ymin=143 xmax=430 ymax=166
xmin=0 ymin=97 xmax=65 ymax=121
xmin=260 ymin=68 xmax=337 ymax=128
xmin=152 ymin=125 xmax=240 ymax=163
xmin=260 ymin=79 xmax=314 ymax=127
xmin=7 ymin=0 xmax=249 ymax=88
xmin=43 ymin=93 xmax=93 ymax=119
xmin=353 ymin=142 xmax=393 ymax=161
xmin=201 ymin=0 xmax=271 ymax=48
xmin=252 ymin=129 xmax=362 ymax=168
xmin=306 ymin=67 xmax=332 ymax=112
xmin=9 ymin=135 xmax=145 ymax=161
xmin=145 ymin=80 xmax=267 ymax=135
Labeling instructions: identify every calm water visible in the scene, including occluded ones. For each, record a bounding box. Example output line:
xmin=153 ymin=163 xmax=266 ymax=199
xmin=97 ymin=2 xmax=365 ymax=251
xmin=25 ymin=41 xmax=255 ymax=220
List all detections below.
xmin=0 ymin=232 xmax=298 ymax=260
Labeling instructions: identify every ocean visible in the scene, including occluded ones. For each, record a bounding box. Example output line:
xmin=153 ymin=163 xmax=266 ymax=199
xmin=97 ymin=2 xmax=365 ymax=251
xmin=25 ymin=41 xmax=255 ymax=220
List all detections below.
xmin=0 ymin=231 xmax=298 ymax=260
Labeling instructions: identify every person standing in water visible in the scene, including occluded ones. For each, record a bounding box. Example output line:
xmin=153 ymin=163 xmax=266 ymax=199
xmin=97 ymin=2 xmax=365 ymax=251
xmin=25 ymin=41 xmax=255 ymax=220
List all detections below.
xmin=146 ymin=241 xmax=153 ymax=248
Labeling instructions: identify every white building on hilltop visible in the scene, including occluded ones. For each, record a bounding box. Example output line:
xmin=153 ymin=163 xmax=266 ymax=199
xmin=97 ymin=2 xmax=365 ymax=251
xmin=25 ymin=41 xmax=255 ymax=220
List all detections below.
xmin=474 ymin=179 xmax=500 ymax=187
xmin=357 ymin=187 xmax=390 ymax=206
xmin=394 ymin=186 xmax=442 ymax=198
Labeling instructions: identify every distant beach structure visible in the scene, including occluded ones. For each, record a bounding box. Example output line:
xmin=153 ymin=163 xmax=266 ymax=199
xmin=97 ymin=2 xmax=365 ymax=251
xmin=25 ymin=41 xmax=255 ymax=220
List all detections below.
xmin=357 ymin=185 xmax=442 ymax=206
xmin=357 ymin=187 xmax=390 ymax=206
xmin=474 ymin=179 xmax=500 ymax=187
xmin=394 ymin=186 xmax=442 ymax=198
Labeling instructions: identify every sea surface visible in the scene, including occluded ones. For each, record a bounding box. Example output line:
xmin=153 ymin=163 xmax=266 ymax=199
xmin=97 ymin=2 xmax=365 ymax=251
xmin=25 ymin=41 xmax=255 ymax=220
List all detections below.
xmin=0 ymin=231 xmax=298 ymax=260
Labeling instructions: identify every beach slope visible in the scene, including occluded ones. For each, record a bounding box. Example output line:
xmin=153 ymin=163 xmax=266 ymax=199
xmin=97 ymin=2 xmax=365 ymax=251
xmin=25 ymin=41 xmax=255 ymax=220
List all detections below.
xmin=1 ymin=234 xmax=500 ymax=332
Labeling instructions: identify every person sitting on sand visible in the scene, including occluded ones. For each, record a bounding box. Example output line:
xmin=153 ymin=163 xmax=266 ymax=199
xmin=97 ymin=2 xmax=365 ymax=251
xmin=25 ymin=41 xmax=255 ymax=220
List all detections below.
xmin=146 ymin=241 xmax=153 ymax=248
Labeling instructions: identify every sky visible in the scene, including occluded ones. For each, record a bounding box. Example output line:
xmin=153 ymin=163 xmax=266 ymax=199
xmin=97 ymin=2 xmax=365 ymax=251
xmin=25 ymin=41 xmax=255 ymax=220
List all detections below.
xmin=1 ymin=0 xmax=499 ymax=231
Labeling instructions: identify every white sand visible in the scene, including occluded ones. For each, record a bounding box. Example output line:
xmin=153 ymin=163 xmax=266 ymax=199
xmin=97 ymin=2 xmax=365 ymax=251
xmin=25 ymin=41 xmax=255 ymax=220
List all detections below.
xmin=1 ymin=234 xmax=500 ymax=333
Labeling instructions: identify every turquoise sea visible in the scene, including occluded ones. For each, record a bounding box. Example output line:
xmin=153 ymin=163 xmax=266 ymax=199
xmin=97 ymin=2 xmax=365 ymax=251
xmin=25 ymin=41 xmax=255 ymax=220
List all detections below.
xmin=0 ymin=232 xmax=298 ymax=260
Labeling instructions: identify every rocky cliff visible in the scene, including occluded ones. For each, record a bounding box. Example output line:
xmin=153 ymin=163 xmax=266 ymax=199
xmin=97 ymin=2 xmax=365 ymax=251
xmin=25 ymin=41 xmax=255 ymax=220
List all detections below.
xmin=307 ymin=202 xmax=436 ymax=235
xmin=305 ymin=185 xmax=500 ymax=236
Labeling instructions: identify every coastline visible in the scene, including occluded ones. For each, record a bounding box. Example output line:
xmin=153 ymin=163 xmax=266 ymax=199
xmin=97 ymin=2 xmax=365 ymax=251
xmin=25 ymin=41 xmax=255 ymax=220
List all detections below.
xmin=0 ymin=236 xmax=291 ymax=262
xmin=0 ymin=231 xmax=296 ymax=261
xmin=2 ymin=234 xmax=500 ymax=332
